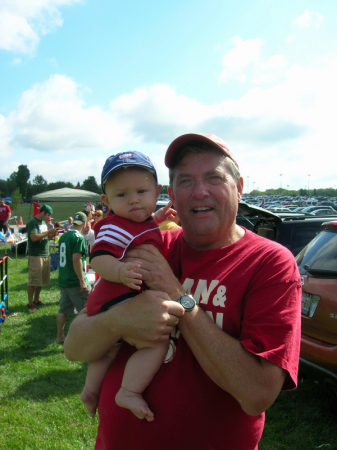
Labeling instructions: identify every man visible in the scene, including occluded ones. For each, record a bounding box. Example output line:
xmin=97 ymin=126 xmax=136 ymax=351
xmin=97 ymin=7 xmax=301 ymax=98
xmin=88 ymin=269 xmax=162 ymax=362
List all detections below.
xmin=0 ymin=199 xmax=11 ymax=234
xmin=63 ymin=217 xmax=73 ymax=231
xmin=82 ymin=220 xmax=95 ymax=255
xmin=56 ymin=211 xmax=91 ymax=344
xmin=27 ymin=204 xmax=57 ymax=310
xmin=86 ymin=201 xmax=95 ymax=212
xmin=64 ymin=133 xmax=301 ymax=450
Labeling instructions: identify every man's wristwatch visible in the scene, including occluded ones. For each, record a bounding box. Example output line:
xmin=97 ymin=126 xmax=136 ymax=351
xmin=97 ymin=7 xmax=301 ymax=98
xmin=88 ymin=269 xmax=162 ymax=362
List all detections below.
xmin=177 ymin=294 xmax=196 ymax=311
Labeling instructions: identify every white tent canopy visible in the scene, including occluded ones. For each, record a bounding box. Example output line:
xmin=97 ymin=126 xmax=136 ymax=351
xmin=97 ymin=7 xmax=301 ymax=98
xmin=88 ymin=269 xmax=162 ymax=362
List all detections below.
xmin=32 ymin=188 xmax=101 ymax=202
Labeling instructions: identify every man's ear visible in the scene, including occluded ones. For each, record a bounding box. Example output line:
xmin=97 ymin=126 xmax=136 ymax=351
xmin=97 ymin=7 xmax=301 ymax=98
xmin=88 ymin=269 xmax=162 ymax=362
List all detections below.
xmin=168 ymin=186 xmax=174 ymax=203
xmin=237 ymin=177 xmax=243 ymax=202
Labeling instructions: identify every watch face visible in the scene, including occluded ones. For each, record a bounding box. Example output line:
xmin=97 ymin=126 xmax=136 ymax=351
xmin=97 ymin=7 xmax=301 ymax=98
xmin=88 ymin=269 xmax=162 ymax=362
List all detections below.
xmin=179 ymin=295 xmax=196 ymax=311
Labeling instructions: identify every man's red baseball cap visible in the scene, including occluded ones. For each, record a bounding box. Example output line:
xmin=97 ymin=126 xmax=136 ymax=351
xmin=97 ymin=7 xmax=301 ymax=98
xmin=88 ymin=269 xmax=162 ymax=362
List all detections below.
xmin=165 ymin=133 xmax=239 ymax=169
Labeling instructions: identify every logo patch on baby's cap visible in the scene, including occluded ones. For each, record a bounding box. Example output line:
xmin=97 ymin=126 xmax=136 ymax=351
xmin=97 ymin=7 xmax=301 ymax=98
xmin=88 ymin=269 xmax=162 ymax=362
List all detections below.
xmin=118 ymin=153 xmax=132 ymax=160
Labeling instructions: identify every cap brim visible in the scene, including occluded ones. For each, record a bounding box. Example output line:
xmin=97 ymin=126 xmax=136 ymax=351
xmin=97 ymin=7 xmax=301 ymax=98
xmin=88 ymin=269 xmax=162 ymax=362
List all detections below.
xmin=165 ymin=133 xmax=239 ymax=169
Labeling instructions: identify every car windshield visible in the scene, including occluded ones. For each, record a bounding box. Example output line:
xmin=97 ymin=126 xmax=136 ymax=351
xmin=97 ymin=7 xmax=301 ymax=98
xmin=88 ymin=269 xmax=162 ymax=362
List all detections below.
xmin=296 ymin=230 xmax=337 ymax=277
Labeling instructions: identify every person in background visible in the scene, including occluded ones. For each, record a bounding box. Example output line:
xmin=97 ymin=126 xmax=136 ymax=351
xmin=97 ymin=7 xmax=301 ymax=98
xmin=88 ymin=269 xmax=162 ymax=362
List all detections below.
xmin=82 ymin=221 xmax=95 ymax=255
xmin=63 ymin=217 xmax=73 ymax=231
xmin=92 ymin=210 xmax=103 ymax=231
xmin=27 ymin=204 xmax=57 ymax=310
xmin=54 ymin=222 xmax=65 ymax=234
xmin=56 ymin=211 xmax=91 ymax=344
xmin=82 ymin=209 xmax=94 ymax=228
xmin=0 ymin=199 xmax=11 ymax=234
xmin=64 ymin=133 xmax=301 ymax=450
xmin=47 ymin=217 xmax=54 ymax=230
xmin=86 ymin=201 xmax=95 ymax=213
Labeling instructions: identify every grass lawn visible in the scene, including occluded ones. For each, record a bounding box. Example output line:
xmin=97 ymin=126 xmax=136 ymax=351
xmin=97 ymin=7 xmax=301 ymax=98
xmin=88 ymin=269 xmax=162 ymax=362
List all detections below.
xmin=1 ymin=246 xmax=336 ymax=449
xmin=8 ymin=202 xmax=89 ymax=228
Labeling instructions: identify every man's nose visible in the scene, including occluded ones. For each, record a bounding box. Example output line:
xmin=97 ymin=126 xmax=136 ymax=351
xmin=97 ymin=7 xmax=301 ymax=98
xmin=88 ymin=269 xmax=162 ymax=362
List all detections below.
xmin=192 ymin=180 xmax=209 ymax=198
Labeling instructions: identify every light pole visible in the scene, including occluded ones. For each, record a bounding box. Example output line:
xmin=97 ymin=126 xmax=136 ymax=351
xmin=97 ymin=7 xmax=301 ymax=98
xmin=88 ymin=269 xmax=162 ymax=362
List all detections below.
xmin=247 ymin=176 xmax=250 ymax=194
xmin=253 ymin=181 xmax=255 ymax=193
xmin=280 ymin=174 xmax=283 ymax=190
xmin=308 ymin=174 xmax=310 ymax=197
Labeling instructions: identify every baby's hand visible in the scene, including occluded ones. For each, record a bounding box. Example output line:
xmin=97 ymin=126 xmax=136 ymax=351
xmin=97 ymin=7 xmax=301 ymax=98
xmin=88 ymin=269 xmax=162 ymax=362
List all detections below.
xmin=152 ymin=201 xmax=176 ymax=224
xmin=119 ymin=261 xmax=142 ymax=290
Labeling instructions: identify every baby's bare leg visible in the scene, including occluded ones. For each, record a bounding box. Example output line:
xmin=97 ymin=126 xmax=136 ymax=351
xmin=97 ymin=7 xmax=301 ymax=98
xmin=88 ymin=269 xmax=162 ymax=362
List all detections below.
xmin=81 ymin=345 xmax=120 ymax=417
xmin=115 ymin=340 xmax=169 ymax=421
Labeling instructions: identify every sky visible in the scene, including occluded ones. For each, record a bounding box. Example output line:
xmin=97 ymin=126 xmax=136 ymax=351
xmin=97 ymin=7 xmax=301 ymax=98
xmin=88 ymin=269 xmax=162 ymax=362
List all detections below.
xmin=1 ymin=0 xmax=337 ymax=193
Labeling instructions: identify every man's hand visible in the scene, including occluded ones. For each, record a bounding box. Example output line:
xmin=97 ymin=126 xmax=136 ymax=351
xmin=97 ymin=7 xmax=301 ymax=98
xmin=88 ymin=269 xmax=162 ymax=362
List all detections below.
xmin=80 ymin=279 xmax=88 ymax=292
xmin=118 ymin=290 xmax=184 ymax=349
xmin=64 ymin=291 xmax=184 ymax=362
xmin=119 ymin=261 xmax=143 ymax=290
xmin=124 ymin=244 xmax=183 ymax=299
xmin=48 ymin=228 xmax=58 ymax=238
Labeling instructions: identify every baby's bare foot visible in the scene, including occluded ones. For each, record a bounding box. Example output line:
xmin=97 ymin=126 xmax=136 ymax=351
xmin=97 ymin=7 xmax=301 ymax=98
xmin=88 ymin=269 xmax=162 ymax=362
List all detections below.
xmin=115 ymin=387 xmax=154 ymax=422
xmin=80 ymin=387 xmax=99 ymax=417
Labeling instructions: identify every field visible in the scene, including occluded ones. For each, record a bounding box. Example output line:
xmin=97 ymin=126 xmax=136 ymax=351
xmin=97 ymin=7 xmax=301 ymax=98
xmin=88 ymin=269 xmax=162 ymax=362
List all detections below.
xmin=8 ymin=202 xmax=87 ymax=229
xmin=0 ymin=245 xmax=336 ymax=449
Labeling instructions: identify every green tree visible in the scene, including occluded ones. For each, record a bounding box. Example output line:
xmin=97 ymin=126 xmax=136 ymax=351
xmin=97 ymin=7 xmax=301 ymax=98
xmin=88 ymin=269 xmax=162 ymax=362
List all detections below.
xmin=47 ymin=181 xmax=75 ymax=190
xmin=81 ymin=176 xmax=100 ymax=193
xmin=0 ymin=179 xmax=7 ymax=197
xmin=6 ymin=172 xmax=17 ymax=196
xmin=32 ymin=175 xmax=48 ymax=195
xmin=160 ymin=185 xmax=169 ymax=195
xmin=15 ymin=165 xmax=30 ymax=197
xmin=10 ymin=187 xmax=22 ymax=214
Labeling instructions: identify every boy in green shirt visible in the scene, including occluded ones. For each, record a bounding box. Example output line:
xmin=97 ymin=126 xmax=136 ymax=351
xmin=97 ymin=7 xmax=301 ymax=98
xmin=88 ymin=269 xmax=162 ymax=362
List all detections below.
xmin=56 ymin=212 xmax=91 ymax=344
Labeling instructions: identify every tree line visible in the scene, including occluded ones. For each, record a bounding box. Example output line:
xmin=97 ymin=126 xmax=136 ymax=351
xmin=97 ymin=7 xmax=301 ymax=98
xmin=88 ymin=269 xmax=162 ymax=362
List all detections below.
xmin=1 ymin=164 xmax=336 ymax=202
xmin=0 ymin=164 xmax=102 ymax=199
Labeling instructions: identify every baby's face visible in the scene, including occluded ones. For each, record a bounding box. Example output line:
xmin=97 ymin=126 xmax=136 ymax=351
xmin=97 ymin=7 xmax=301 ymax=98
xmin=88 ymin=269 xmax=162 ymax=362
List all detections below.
xmin=101 ymin=167 xmax=161 ymax=222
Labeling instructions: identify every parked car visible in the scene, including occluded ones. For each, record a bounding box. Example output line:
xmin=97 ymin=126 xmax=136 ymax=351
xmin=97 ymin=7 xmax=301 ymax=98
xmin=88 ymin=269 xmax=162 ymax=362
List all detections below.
xmin=236 ymin=202 xmax=337 ymax=255
xmin=296 ymin=221 xmax=337 ymax=395
xmin=301 ymin=205 xmax=335 ymax=214
xmin=309 ymin=208 xmax=337 ymax=216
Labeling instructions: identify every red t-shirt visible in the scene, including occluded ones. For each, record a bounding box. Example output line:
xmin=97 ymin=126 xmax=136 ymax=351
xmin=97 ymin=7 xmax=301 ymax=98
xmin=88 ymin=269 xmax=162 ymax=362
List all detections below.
xmin=86 ymin=212 xmax=162 ymax=315
xmin=0 ymin=204 xmax=11 ymax=222
xmin=95 ymin=228 xmax=301 ymax=450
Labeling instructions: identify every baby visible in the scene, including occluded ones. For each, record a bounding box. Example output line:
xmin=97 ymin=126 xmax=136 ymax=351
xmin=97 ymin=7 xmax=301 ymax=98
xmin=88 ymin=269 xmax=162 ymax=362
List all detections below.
xmin=80 ymin=151 xmax=171 ymax=422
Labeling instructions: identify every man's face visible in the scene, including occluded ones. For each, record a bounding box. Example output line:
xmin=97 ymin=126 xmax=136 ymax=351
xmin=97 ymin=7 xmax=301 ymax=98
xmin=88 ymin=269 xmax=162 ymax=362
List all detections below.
xmin=68 ymin=217 xmax=73 ymax=224
xmin=101 ymin=167 xmax=161 ymax=223
xmin=0 ymin=200 xmax=4 ymax=206
xmin=168 ymin=151 xmax=243 ymax=250
xmin=41 ymin=212 xmax=51 ymax=221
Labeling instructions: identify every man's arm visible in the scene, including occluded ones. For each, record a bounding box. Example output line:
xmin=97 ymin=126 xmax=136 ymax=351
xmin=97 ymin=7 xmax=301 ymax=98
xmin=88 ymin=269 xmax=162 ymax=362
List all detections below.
xmin=30 ymin=228 xmax=57 ymax=242
xmin=4 ymin=207 xmax=11 ymax=225
xmin=64 ymin=290 xmax=184 ymax=362
xmin=72 ymin=253 xmax=87 ymax=292
xmin=126 ymin=244 xmax=287 ymax=416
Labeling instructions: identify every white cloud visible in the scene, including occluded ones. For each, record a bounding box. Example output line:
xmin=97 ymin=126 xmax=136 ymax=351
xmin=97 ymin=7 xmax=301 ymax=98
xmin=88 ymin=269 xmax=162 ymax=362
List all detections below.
xmin=219 ymin=37 xmax=288 ymax=85
xmin=2 ymin=54 xmax=337 ymax=189
xmin=8 ymin=74 xmax=127 ymax=151
xmin=294 ymin=9 xmax=323 ymax=29
xmin=0 ymin=0 xmax=82 ymax=54
xmin=285 ymin=34 xmax=297 ymax=43
xmin=219 ymin=36 xmax=264 ymax=82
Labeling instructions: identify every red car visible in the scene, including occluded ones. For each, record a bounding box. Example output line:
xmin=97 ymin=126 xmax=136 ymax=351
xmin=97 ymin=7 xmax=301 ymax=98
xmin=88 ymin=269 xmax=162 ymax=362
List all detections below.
xmin=296 ymin=221 xmax=337 ymax=395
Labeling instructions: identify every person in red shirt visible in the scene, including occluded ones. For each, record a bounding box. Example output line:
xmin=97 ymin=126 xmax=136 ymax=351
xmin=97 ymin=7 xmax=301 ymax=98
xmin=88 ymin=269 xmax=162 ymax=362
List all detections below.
xmin=64 ymin=134 xmax=301 ymax=450
xmin=0 ymin=199 xmax=11 ymax=233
